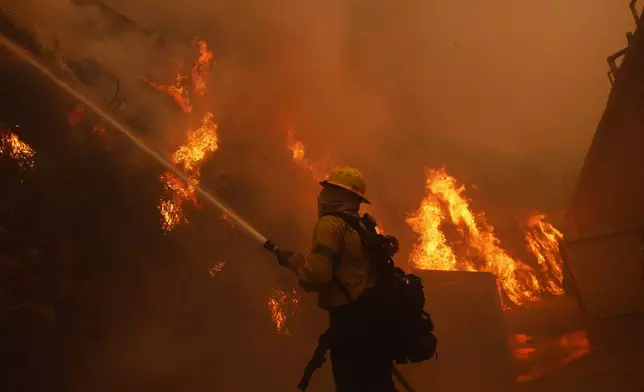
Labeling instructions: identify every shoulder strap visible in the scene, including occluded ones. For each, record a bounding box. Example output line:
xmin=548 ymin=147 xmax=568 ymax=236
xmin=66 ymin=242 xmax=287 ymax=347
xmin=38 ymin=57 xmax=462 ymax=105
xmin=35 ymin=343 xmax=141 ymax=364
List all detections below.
xmin=323 ymin=212 xmax=360 ymax=304
xmin=324 ymin=212 xmax=368 ymax=243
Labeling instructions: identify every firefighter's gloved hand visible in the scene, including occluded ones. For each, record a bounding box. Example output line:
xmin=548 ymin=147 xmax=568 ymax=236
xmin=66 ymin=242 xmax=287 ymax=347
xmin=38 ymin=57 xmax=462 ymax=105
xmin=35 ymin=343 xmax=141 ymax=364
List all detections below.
xmin=385 ymin=235 xmax=400 ymax=254
xmin=279 ymin=252 xmax=306 ymax=275
xmin=275 ymin=249 xmax=294 ymax=267
xmin=264 ymin=240 xmax=299 ymax=269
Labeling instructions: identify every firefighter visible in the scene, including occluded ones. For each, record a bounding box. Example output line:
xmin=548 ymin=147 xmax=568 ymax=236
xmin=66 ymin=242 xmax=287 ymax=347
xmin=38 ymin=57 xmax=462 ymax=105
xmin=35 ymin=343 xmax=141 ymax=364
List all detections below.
xmin=278 ymin=166 xmax=395 ymax=392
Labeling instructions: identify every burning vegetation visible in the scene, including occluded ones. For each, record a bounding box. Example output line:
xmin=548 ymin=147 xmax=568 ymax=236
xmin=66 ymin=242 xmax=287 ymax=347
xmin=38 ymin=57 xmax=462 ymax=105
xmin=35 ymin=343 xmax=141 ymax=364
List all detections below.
xmin=145 ymin=40 xmax=214 ymax=113
xmin=159 ymin=112 xmax=218 ymax=232
xmin=147 ymin=39 xmax=218 ymax=232
xmin=144 ymin=39 xmax=303 ymax=337
xmin=0 ymin=128 xmax=35 ymax=168
xmin=407 ymin=168 xmax=565 ymax=307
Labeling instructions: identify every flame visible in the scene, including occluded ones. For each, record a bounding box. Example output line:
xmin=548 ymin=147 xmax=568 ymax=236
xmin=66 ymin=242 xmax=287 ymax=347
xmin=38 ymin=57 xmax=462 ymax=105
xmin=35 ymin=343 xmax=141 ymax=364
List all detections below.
xmin=285 ymin=129 xmax=331 ymax=181
xmin=150 ymin=41 xmax=218 ymax=232
xmin=146 ymin=40 xmax=214 ymax=110
xmin=0 ymin=130 xmax=36 ymax=168
xmin=525 ymin=214 xmax=565 ymax=295
xmin=68 ymin=103 xmax=85 ymax=127
xmin=192 ymin=40 xmax=214 ymax=96
xmin=160 ymin=172 xmax=199 ymax=204
xmin=406 ymin=191 xmax=458 ymax=271
xmin=159 ymin=113 xmax=218 ymax=232
xmin=159 ymin=198 xmax=184 ymax=232
xmin=287 ymin=131 xmax=306 ymax=165
xmin=287 ymin=130 xmax=309 ymax=166
xmin=172 ymin=112 xmax=218 ymax=172
xmin=209 ymin=261 xmax=226 ymax=277
xmin=268 ymin=287 xmax=299 ymax=337
xmin=407 ymin=168 xmax=564 ymax=307
xmin=146 ymin=70 xmax=193 ymax=113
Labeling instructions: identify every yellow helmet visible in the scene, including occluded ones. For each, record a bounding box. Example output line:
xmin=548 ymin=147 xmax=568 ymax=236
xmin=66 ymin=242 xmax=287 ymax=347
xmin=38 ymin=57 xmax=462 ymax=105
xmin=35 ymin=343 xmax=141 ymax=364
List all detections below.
xmin=320 ymin=166 xmax=371 ymax=204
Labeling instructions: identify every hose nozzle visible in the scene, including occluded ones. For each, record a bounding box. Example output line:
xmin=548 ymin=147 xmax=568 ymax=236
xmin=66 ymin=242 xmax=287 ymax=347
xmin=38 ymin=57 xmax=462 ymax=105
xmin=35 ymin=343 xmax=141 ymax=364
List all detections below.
xmin=263 ymin=240 xmax=279 ymax=254
xmin=264 ymin=240 xmax=293 ymax=266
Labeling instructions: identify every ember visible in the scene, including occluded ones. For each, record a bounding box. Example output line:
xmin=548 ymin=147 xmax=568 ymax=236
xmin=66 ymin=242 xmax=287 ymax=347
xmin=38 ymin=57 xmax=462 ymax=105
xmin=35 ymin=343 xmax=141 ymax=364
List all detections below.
xmin=407 ymin=168 xmax=565 ymax=307
xmin=91 ymin=123 xmax=106 ymax=136
xmin=67 ymin=103 xmax=85 ymax=127
xmin=208 ymin=262 xmax=226 ymax=277
xmin=218 ymin=213 xmax=235 ymax=227
xmin=0 ymin=129 xmax=35 ymax=168
xmin=268 ymin=287 xmax=299 ymax=337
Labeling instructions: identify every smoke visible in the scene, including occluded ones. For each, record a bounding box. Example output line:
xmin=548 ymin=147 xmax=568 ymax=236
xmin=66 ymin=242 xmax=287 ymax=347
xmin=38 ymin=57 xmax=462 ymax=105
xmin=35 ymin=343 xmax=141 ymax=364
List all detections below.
xmin=107 ymin=0 xmax=636 ymax=219
xmin=3 ymin=0 xmax=637 ymax=216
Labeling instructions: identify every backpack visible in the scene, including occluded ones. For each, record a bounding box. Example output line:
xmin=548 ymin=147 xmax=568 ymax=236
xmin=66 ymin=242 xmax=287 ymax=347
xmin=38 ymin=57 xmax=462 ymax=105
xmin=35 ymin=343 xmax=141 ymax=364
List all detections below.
xmin=329 ymin=212 xmax=438 ymax=364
